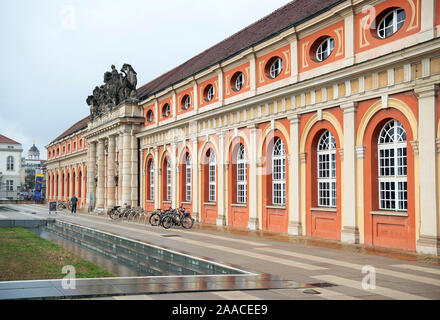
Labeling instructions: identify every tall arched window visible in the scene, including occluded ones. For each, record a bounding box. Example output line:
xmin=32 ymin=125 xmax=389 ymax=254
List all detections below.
xmin=378 ymin=119 xmax=407 ymax=211
xmin=237 ymin=144 xmax=247 ymax=204
xmin=209 ymin=151 xmax=216 ymax=202
xmin=272 ymin=138 xmax=286 ymax=205
xmin=149 ymin=160 xmax=154 ymax=201
xmin=166 ymin=157 xmax=172 ymax=201
xmin=6 ymin=156 xmax=14 ymax=171
xmin=185 ymin=154 xmax=192 ymax=202
xmin=317 ymin=130 xmax=337 ymax=207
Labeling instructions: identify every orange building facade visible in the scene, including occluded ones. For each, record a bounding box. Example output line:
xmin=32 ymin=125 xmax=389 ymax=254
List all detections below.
xmin=45 ymin=116 xmax=89 ymax=209
xmin=47 ymin=0 xmax=440 ymax=255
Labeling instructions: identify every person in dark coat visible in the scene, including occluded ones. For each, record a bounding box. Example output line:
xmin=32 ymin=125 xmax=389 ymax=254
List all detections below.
xmin=71 ymin=195 xmax=78 ymax=214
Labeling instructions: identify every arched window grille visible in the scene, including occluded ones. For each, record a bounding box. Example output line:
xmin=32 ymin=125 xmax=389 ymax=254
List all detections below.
xmin=166 ymin=157 xmax=172 ymax=201
xmin=149 ymin=161 xmax=154 ymax=201
xmin=378 ymin=119 xmax=407 ymax=211
xmin=185 ymin=154 xmax=192 ymax=202
xmin=236 ymin=144 xmax=247 ymax=204
xmin=208 ymin=151 xmax=216 ymax=202
xmin=272 ymin=138 xmax=286 ymax=205
xmin=317 ymin=130 xmax=337 ymax=207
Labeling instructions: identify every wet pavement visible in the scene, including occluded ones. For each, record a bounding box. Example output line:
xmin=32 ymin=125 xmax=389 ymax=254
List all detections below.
xmin=1 ymin=203 xmax=440 ymax=300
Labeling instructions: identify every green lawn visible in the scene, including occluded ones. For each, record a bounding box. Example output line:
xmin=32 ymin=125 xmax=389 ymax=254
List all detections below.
xmin=0 ymin=227 xmax=116 ymax=281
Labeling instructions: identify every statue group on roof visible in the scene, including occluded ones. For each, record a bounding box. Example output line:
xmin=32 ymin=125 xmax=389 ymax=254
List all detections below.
xmin=86 ymin=64 xmax=138 ymax=119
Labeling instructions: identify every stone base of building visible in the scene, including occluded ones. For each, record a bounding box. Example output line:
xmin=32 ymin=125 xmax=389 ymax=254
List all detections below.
xmin=288 ymin=222 xmax=302 ymax=236
xmin=248 ymin=217 xmax=259 ymax=230
xmin=216 ymin=214 xmax=226 ymax=226
xmin=416 ymin=235 xmax=440 ymax=256
xmin=341 ymin=226 xmax=360 ymax=244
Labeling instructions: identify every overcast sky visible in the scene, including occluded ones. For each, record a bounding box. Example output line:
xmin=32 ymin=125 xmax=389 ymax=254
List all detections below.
xmin=0 ymin=0 xmax=290 ymax=160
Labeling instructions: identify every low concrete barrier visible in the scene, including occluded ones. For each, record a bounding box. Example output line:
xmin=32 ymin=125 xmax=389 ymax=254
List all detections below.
xmin=0 ymin=219 xmax=56 ymax=228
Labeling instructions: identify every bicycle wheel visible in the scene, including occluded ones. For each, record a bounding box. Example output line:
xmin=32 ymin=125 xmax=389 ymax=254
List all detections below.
xmin=149 ymin=213 xmax=160 ymax=226
xmin=162 ymin=216 xmax=173 ymax=229
xmin=181 ymin=216 xmax=194 ymax=229
xmin=109 ymin=210 xmax=119 ymax=220
xmin=57 ymin=203 xmax=64 ymax=211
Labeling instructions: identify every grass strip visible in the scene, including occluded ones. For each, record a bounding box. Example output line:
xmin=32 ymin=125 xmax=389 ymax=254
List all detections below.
xmin=0 ymin=227 xmax=116 ymax=281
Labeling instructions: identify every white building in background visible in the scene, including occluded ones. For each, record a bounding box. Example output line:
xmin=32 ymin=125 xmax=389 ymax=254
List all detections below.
xmin=0 ymin=134 xmax=23 ymax=200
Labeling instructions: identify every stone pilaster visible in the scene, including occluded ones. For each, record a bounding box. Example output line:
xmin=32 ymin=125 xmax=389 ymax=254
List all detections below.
xmin=96 ymin=138 xmax=105 ymax=211
xmin=130 ymin=134 xmax=138 ymax=207
xmin=87 ymin=141 xmax=97 ymax=209
xmin=248 ymin=125 xmax=259 ymax=230
xmin=192 ymin=138 xmax=199 ymax=221
xmin=171 ymin=142 xmax=177 ymax=208
xmin=154 ymin=146 xmax=159 ymax=209
xmin=118 ymin=136 xmax=123 ymax=206
xmin=107 ymin=135 xmax=116 ymax=208
xmin=341 ymin=101 xmax=359 ymax=244
xmin=216 ymin=132 xmax=226 ymax=226
xmin=121 ymin=129 xmax=132 ymax=206
xmin=416 ymin=84 xmax=439 ymax=255
xmin=288 ymin=114 xmax=302 ymax=235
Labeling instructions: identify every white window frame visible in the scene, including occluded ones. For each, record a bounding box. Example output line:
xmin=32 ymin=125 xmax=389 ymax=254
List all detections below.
xmin=208 ymin=151 xmax=216 ymax=202
xmin=377 ymin=8 xmax=406 ymax=39
xmin=378 ymin=119 xmax=407 ymax=211
xmin=269 ymin=57 xmax=283 ymax=79
xmin=162 ymin=103 xmax=170 ymax=118
xmin=6 ymin=180 xmax=13 ymax=191
xmin=206 ymin=85 xmax=215 ymax=102
xmin=236 ymin=144 xmax=247 ymax=204
xmin=6 ymin=156 xmax=14 ymax=171
xmin=316 ymin=37 xmax=335 ymax=62
xmin=272 ymin=138 xmax=286 ymax=206
xmin=235 ymin=73 xmax=245 ymax=91
xmin=183 ymin=95 xmax=191 ymax=110
xmin=147 ymin=110 xmax=154 ymax=122
xmin=185 ymin=154 xmax=192 ymax=202
xmin=166 ymin=157 xmax=172 ymax=201
xmin=149 ymin=161 xmax=154 ymax=201
xmin=317 ymin=130 xmax=337 ymax=207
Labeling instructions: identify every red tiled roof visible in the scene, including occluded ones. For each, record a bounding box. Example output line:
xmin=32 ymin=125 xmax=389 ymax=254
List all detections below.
xmin=136 ymin=0 xmax=343 ymax=100
xmin=0 ymin=134 xmax=21 ymax=145
xmin=51 ymin=115 xmax=90 ymax=144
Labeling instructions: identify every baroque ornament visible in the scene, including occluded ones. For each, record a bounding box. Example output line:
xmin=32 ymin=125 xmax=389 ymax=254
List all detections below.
xmin=86 ymin=64 xmax=138 ymax=119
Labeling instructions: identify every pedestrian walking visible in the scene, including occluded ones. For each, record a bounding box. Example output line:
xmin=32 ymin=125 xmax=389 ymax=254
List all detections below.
xmin=71 ymin=195 xmax=78 ymax=214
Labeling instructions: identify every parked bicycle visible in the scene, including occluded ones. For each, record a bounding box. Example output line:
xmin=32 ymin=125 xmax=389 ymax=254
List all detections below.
xmin=107 ymin=205 xmax=131 ymax=220
xmin=149 ymin=204 xmax=194 ymax=229
xmin=162 ymin=204 xmax=194 ymax=229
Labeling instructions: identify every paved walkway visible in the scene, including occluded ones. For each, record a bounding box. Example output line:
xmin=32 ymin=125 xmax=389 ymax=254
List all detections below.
xmin=1 ymin=203 xmax=440 ymax=300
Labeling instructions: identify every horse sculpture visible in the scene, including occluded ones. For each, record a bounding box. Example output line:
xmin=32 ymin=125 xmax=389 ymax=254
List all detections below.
xmin=86 ymin=64 xmax=138 ymax=119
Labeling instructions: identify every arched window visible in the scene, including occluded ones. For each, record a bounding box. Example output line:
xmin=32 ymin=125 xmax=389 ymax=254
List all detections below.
xmin=378 ymin=119 xmax=407 ymax=211
xmin=185 ymin=154 xmax=192 ymax=202
xmin=209 ymin=151 xmax=216 ymax=202
xmin=166 ymin=157 xmax=172 ymax=201
xmin=149 ymin=160 xmax=154 ymax=201
xmin=317 ymin=130 xmax=337 ymax=207
xmin=272 ymin=138 xmax=286 ymax=205
xmin=237 ymin=144 xmax=247 ymax=204
xmin=6 ymin=156 xmax=14 ymax=171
